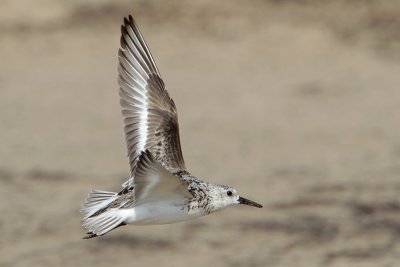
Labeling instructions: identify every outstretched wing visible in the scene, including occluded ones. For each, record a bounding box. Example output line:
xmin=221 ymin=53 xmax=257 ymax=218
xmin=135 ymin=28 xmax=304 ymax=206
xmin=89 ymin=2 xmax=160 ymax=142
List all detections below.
xmin=118 ymin=15 xmax=186 ymax=176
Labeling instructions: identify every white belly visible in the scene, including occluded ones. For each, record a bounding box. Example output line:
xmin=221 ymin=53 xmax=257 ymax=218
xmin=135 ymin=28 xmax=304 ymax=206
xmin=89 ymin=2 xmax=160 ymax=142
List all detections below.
xmin=125 ymin=199 xmax=203 ymax=225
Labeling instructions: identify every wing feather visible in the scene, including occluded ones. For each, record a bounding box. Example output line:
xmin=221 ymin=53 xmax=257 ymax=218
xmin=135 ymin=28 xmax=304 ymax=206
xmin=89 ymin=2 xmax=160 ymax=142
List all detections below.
xmin=118 ymin=15 xmax=186 ymax=179
xmin=133 ymin=150 xmax=191 ymax=203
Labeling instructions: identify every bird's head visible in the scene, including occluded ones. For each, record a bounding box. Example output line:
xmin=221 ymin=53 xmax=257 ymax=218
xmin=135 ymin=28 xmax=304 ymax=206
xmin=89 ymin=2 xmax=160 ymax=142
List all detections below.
xmin=208 ymin=184 xmax=263 ymax=211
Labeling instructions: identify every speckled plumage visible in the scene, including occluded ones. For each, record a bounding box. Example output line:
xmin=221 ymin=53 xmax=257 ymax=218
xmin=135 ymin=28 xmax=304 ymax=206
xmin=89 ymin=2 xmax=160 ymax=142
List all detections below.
xmin=81 ymin=15 xmax=262 ymax=239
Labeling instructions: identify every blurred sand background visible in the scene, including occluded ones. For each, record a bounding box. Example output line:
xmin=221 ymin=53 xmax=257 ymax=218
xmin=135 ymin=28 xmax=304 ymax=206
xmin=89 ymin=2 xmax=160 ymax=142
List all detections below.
xmin=1 ymin=0 xmax=400 ymax=266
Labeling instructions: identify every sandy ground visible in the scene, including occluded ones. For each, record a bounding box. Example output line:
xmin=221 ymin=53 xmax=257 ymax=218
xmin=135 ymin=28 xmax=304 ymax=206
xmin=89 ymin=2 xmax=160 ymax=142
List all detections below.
xmin=1 ymin=1 xmax=400 ymax=266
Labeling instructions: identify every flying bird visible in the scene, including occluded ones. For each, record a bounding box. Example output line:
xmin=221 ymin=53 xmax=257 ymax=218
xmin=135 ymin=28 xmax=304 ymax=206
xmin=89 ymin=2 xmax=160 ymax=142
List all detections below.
xmin=81 ymin=15 xmax=262 ymax=239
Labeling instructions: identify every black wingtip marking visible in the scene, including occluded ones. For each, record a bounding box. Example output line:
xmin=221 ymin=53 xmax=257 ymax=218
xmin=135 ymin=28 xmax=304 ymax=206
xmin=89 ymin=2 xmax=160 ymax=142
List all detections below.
xmin=123 ymin=16 xmax=129 ymax=26
xmin=120 ymin=35 xmax=126 ymax=48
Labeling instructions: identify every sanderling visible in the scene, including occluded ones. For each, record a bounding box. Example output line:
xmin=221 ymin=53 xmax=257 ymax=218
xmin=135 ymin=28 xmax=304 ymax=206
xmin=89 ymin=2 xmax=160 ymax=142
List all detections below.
xmin=81 ymin=15 xmax=262 ymax=239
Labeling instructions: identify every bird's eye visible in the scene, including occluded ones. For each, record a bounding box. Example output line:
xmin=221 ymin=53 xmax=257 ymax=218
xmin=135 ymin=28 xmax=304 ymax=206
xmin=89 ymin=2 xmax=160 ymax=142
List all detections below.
xmin=227 ymin=191 xmax=232 ymax=196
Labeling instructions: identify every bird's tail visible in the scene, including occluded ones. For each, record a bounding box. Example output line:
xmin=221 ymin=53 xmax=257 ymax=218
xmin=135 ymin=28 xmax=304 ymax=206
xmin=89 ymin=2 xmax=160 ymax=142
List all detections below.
xmin=81 ymin=189 xmax=129 ymax=238
xmin=82 ymin=208 xmax=128 ymax=239
xmin=81 ymin=189 xmax=118 ymax=219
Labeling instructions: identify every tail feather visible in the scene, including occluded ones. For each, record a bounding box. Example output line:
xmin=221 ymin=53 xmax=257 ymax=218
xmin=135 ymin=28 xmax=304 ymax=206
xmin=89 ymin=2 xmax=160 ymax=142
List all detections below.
xmin=81 ymin=189 xmax=118 ymax=219
xmin=82 ymin=209 xmax=128 ymax=237
xmin=81 ymin=189 xmax=130 ymax=238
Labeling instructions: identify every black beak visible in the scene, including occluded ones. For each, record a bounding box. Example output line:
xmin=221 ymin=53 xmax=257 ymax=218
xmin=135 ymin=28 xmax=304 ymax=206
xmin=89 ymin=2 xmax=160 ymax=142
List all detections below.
xmin=238 ymin=196 xmax=263 ymax=208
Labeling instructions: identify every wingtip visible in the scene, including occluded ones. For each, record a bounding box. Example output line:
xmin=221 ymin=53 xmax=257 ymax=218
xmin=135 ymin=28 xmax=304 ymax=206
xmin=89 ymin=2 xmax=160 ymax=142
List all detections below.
xmin=123 ymin=16 xmax=129 ymax=26
xmin=122 ymin=14 xmax=141 ymax=36
xmin=123 ymin=14 xmax=135 ymax=28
